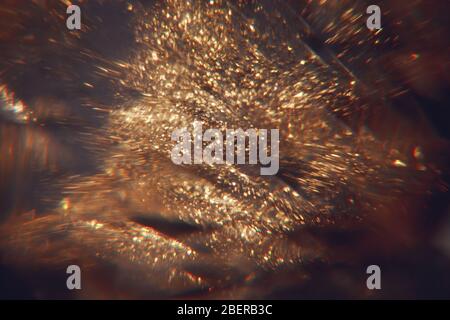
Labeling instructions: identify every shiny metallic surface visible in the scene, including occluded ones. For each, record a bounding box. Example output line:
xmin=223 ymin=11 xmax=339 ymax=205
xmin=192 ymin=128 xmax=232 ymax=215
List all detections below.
xmin=0 ymin=0 xmax=449 ymax=298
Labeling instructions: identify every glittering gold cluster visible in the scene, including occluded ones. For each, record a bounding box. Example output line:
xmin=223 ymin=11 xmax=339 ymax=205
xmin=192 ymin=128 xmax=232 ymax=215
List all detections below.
xmin=0 ymin=0 xmax=441 ymax=298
